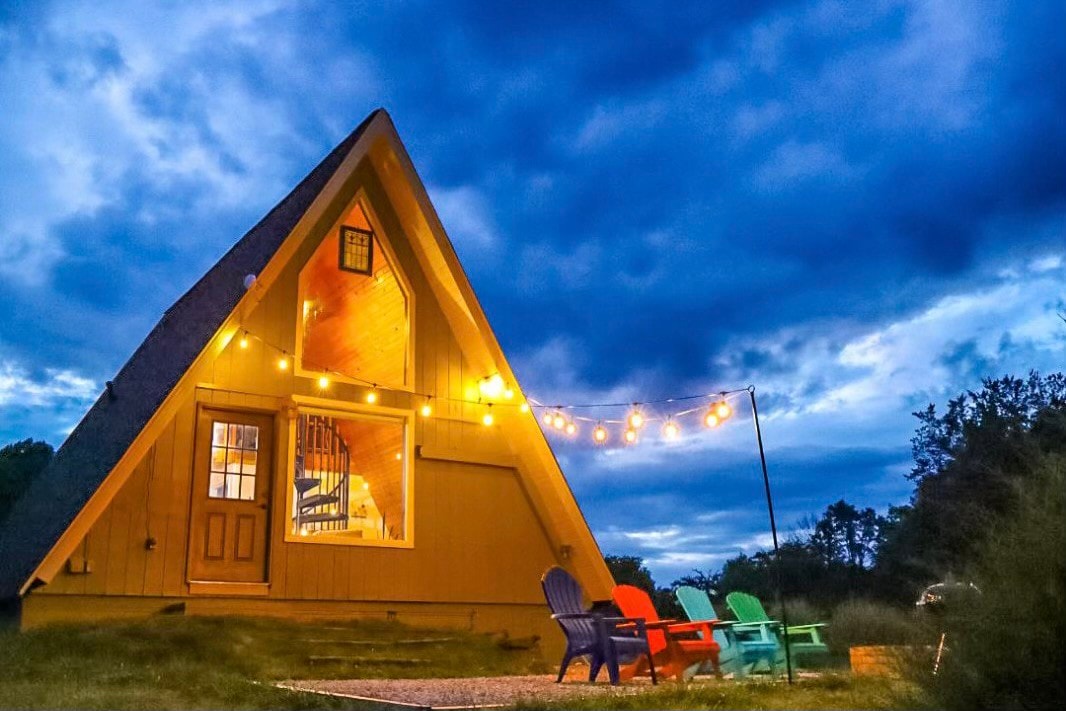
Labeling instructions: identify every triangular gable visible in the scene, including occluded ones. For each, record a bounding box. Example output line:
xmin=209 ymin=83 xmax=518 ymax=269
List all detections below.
xmin=0 ymin=109 xmax=613 ymax=600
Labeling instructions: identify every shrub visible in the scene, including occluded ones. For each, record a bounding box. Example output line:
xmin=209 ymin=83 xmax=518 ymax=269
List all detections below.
xmin=921 ymin=457 xmax=1066 ymax=710
xmin=826 ymin=599 xmax=926 ymax=657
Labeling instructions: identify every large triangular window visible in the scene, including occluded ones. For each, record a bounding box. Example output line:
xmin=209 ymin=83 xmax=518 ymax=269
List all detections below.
xmin=297 ymin=202 xmax=411 ymax=389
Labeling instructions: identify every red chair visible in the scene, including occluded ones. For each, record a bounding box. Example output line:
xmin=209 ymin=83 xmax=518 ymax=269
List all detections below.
xmin=612 ymin=584 xmax=721 ymax=681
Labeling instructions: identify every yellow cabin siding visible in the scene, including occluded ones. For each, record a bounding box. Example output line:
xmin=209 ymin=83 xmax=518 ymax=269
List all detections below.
xmin=35 ymin=157 xmax=566 ymax=638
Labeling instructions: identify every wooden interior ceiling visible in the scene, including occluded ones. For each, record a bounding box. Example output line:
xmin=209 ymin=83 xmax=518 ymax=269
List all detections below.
xmin=336 ymin=418 xmax=406 ymax=539
xmin=301 ymin=203 xmax=408 ymax=387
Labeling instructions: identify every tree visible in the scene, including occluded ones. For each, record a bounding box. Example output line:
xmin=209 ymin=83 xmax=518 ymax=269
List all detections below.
xmin=604 ymin=554 xmax=683 ymax=618
xmin=877 ymin=372 xmax=1066 ymax=598
xmin=0 ymin=439 xmax=54 ymax=522
xmin=809 ymin=500 xmax=885 ymax=569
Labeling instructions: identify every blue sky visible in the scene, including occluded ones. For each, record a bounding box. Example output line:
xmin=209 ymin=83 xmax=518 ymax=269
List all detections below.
xmin=1 ymin=1 xmax=1064 ymax=582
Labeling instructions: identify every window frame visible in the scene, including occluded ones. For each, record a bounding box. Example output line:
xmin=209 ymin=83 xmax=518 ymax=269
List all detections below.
xmin=294 ymin=192 xmax=415 ymax=392
xmin=282 ymin=394 xmax=415 ymax=549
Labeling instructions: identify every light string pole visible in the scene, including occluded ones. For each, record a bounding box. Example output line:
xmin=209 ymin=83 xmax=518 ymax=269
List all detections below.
xmin=748 ymin=384 xmax=793 ymax=685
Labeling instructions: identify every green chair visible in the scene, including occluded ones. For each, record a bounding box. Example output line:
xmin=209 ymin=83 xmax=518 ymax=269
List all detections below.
xmin=675 ymin=586 xmax=781 ymax=677
xmin=725 ymin=591 xmax=829 ymax=666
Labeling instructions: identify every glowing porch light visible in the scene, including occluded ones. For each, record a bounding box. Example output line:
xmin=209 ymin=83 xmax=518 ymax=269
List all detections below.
xmin=278 ymin=355 xmax=289 ymax=371
xmin=479 ymin=374 xmax=506 ymax=399
xmin=552 ymin=413 xmax=566 ymax=430
xmin=715 ymin=401 xmax=732 ymax=420
xmin=238 ymin=334 xmax=249 ymax=349
xmin=703 ymin=409 xmax=720 ymax=428
xmin=662 ymin=420 xmax=680 ymax=440
xmin=564 ymin=421 xmax=577 ymax=436
xmin=542 ymin=412 xmax=554 ymax=426
xmin=624 ymin=427 xmax=638 ymax=444
xmin=593 ymin=424 xmax=608 ymax=444
xmin=317 ymin=375 xmax=329 ymax=389
xmin=627 ymin=409 xmax=645 ymax=429
xmin=503 ymin=388 xmax=515 ymax=400
xmin=519 ymin=402 xmax=530 ymax=414
xmin=482 ymin=405 xmax=495 ymax=426
xmin=420 ymin=402 xmax=433 ymax=417
xmin=365 ymin=390 xmax=378 ymax=404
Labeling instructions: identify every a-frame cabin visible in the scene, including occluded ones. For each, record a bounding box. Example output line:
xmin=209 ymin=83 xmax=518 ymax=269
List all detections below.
xmin=0 ymin=110 xmax=613 ymax=645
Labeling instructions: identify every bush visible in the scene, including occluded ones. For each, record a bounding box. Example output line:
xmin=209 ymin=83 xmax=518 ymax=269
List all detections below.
xmin=768 ymin=597 xmax=826 ymax=625
xmin=923 ymin=457 xmax=1066 ymax=710
xmin=826 ymin=599 xmax=926 ymax=657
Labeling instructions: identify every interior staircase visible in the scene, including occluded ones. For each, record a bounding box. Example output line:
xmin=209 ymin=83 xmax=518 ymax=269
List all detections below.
xmin=294 ymin=415 xmax=351 ymax=532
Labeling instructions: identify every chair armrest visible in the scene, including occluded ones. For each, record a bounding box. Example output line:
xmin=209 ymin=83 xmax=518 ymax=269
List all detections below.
xmin=710 ymin=620 xmax=736 ymax=628
xmin=786 ymin=622 xmax=827 ymax=631
xmin=663 ymin=621 xmax=711 ymax=633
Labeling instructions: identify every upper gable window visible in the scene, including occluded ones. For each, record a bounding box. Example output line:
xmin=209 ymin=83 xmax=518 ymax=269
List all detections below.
xmin=298 ymin=203 xmax=411 ymax=388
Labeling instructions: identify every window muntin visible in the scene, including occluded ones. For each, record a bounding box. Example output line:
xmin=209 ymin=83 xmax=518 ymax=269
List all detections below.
xmin=291 ymin=411 xmax=408 ymax=543
xmin=209 ymin=421 xmax=259 ymax=500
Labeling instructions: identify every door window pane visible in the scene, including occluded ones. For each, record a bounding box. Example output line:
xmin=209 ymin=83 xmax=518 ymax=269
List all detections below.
xmin=208 ymin=420 xmax=261 ymax=500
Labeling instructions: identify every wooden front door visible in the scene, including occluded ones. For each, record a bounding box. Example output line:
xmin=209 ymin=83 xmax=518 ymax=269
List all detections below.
xmin=188 ymin=409 xmax=273 ymax=583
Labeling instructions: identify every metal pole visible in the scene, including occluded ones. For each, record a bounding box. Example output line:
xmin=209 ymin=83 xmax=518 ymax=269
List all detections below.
xmin=748 ymin=385 xmax=793 ymax=684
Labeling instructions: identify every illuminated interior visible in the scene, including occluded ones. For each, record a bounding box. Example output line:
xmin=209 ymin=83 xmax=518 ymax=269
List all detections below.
xmin=291 ymin=412 xmax=407 ymax=542
xmin=299 ymin=203 xmax=409 ymax=388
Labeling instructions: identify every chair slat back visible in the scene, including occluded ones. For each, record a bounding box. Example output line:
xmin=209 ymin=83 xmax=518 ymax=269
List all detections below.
xmin=726 ymin=591 xmax=770 ymax=623
xmin=611 ymin=584 xmax=666 ymax=655
xmin=542 ymin=566 xmax=597 ymax=643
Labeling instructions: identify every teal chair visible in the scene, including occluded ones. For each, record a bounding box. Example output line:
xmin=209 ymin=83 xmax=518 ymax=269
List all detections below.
xmin=725 ymin=591 xmax=829 ymax=667
xmin=675 ymin=586 xmax=781 ymax=676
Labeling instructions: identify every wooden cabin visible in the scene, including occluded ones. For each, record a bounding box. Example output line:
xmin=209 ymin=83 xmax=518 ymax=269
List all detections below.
xmin=0 ymin=110 xmax=613 ymax=646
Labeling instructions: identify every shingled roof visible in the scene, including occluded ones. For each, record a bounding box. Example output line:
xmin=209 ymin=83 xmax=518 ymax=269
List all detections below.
xmin=0 ymin=110 xmax=381 ymax=599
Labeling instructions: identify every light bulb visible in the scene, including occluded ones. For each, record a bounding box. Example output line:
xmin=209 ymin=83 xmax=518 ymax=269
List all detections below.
xmin=519 ymin=402 xmax=530 ymax=413
xmin=366 ymin=391 xmax=377 ymax=404
xmin=238 ymin=335 xmax=249 ymax=349
xmin=627 ymin=410 xmax=644 ymax=429
xmin=482 ymin=411 xmax=495 ymax=426
xmin=395 ymin=453 xmax=402 ymax=460
xmin=704 ymin=410 xmax=720 ymax=428
xmin=542 ymin=412 xmax=554 ymax=426
xmin=317 ymin=375 xmax=329 ymax=389
xmin=593 ymin=425 xmax=608 ymax=444
xmin=479 ymin=374 xmax=506 ymax=399
xmin=503 ymin=388 xmax=515 ymax=400
xmin=663 ymin=420 xmax=680 ymax=440
xmin=421 ymin=403 xmax=433 ymax=417
xmin=715 ymin=401 xmax=732 ymax=420
xmin=564 ymin=421 xmax=577 ymax=436
xmin=552 ymin=413 xmax=566 ymax=430
xmin=624 ymin=427 xmax=638 ymax=444
xmin=362 ymin=482 xmax=369 ymax=491
xmin=278 ymin=356 xmax=289 ymax=371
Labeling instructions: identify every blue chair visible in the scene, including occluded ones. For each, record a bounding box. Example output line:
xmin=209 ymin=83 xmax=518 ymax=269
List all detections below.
xmin=541 ymin=567 xmax=657 ymax=685
xmin=675 ymin=586 xmax=781 ymax=676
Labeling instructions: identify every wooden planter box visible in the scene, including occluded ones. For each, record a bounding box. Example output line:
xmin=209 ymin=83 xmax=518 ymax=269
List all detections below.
xmin=849 ymin=645 xmax=918 ymax=677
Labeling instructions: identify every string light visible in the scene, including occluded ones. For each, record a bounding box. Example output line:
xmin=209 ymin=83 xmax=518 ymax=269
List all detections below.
xmin=232 ymin=323 xmax=750 ymax=443
xmin=479 ymin=374 xmax=506 ymax=399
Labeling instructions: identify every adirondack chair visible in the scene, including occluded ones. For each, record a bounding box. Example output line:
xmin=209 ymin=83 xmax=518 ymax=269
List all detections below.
xmin=675 ymin=585 xmax=781 ymax=677
xmin=611 ymin=584 xmax=721 ymax=681
xmin=541 ymin=567 xmax=657 ymax=685
xmin=725 ymin=591 xmax=829 ymax=666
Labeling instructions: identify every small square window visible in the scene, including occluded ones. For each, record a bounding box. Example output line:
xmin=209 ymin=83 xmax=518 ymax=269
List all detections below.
xmin=339 ymin=225 xmax=374 ymax=275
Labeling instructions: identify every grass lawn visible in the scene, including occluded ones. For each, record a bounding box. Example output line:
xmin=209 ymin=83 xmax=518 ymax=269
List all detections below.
xmin=0 ymin=615 xmax=921 ymax=710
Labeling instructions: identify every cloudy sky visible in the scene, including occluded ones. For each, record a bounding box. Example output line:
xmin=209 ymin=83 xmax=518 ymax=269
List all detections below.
xmin=1 ymin=1 xmax=1063 ymax=582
